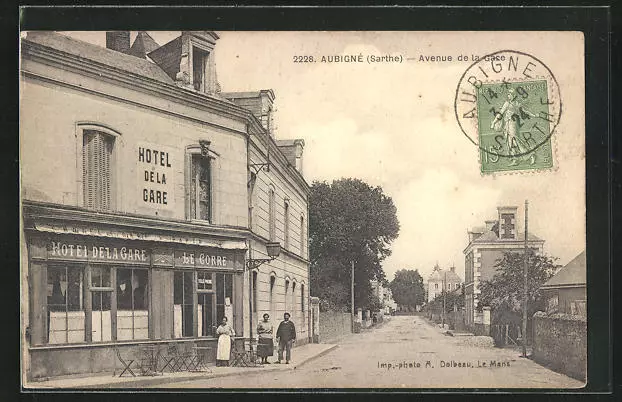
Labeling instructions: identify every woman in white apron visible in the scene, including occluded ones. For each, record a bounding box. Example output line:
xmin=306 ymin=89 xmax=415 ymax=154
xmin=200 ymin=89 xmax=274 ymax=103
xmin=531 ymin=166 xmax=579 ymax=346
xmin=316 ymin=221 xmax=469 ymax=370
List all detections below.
xmin=216 ymin=317 xmax=235 ymax=366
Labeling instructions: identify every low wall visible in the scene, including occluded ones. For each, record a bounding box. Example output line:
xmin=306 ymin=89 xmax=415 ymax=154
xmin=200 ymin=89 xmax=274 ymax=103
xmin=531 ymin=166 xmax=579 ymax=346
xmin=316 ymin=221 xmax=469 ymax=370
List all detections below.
xmin=319 ymin=311 xmax=352 ymax=343
xmin=532 ymin=312 xmax=586 ymax=381
xmin=447 ymin=311 xmax=467 ymax=331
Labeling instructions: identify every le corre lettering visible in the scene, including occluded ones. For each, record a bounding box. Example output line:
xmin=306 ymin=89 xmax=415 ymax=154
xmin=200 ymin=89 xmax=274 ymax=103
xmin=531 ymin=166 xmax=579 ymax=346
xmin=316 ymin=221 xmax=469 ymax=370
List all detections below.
xmin=182 ymin=252 xmax=228 ymax=267
xmin=51 ymin=241 xmax=147 ymax=262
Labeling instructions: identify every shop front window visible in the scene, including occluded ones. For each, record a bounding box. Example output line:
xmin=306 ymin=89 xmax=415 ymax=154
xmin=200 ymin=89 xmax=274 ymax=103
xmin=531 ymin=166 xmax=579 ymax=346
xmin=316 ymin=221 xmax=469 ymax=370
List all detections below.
xmin=90 ymin=266 xmax=112 ymax=342
xmin=47 ymin=265 xmax=84 ymax=344
xmin=116 ymin=268 xmax=149 ymax=340
xmin=174 ymin=271 xmax=194 ymax=338
xmin=198 ymin=271 xmax=214 ymax=337
xmin=216 ymin=273 xmax=233 ymax=324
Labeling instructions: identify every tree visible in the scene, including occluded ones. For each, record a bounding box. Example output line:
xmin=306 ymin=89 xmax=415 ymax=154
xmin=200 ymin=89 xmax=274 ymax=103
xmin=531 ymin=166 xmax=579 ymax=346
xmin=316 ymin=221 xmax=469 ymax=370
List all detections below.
xmin=426 ymin=286 xmax=464 ymax=313
xmin=389 ymin=269 xmax=425 ymax=309
xmin=309 ymin=178 xmax=400 ymax=311
xmin=478 ymin=250 xmax=560 ymax=317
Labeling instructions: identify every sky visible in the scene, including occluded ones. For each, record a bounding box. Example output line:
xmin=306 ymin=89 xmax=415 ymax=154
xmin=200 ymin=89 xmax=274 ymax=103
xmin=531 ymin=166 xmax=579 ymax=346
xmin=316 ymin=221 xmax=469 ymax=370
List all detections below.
xmin=63 ymin=31 xmax=586 ymax=282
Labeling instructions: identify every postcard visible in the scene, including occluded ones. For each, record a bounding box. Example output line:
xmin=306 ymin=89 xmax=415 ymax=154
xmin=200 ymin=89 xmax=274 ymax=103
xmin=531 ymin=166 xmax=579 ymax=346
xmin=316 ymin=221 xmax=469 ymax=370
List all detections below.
xmin=20 ymin=30 xmax=585 ymax=389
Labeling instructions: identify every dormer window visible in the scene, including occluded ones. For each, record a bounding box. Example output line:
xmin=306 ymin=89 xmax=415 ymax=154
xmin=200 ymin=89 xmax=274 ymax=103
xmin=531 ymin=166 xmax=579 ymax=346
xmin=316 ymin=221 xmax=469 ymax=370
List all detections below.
xmin=192 ymin=47 xmax=209 ymax=92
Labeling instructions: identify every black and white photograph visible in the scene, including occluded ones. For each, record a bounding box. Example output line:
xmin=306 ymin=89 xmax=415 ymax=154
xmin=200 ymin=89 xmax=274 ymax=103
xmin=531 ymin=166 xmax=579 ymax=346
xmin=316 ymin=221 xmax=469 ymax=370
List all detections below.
xmin=18 ymin=24 xmax=597 ymax=390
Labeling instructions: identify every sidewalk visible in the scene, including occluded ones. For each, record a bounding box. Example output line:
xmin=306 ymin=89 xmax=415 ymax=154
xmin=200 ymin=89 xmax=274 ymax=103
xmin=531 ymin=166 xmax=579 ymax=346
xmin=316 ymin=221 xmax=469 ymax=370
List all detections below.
xmin=24 ymin=343 xmax=338 ymax=389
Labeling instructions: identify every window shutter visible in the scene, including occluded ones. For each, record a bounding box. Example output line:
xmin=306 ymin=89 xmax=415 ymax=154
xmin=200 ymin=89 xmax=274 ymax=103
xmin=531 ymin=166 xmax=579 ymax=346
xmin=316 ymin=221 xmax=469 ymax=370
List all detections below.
xmin=83 ymin=131 xmax=113 ymax=210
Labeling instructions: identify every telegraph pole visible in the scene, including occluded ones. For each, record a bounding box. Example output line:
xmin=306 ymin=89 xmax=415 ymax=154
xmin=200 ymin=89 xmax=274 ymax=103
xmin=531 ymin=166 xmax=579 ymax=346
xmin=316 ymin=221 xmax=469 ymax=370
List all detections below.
xmin=442 ymin=270 xmax=447 ymax=328
xmin=522 ymin=200 xmax=529 ymax=358
xmin=351 ymin=260 xmax=355 ymax=332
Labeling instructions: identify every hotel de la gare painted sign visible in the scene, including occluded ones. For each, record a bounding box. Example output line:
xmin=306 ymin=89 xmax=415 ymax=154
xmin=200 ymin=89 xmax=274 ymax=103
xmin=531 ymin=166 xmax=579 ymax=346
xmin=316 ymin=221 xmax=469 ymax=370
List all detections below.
xmin=138 ymin=142 xmax=175 ymax=210
xmin=46 ymin=240 xmax=238 ymax=270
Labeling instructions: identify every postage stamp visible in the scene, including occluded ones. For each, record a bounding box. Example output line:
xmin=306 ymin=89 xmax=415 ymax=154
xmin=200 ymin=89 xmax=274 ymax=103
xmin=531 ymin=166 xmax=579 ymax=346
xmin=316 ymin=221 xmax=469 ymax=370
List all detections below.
xmin=454 ymin=50 xmax=562 ymax=174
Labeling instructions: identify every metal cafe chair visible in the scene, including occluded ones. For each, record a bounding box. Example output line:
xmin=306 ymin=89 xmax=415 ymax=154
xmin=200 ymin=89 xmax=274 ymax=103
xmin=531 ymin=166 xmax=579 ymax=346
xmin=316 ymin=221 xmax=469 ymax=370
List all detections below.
xmin=160 ymin=343 xmax=186 ymax=372
xmin=137 ymin=344 xmax=162 ymax=376
xmin=231 ymin=338 xmax=260 ymax=367
xmin=114 ymin=347 xmax=137 ymax=377
xmin=188 ymin=344 xmax=213 ymax=373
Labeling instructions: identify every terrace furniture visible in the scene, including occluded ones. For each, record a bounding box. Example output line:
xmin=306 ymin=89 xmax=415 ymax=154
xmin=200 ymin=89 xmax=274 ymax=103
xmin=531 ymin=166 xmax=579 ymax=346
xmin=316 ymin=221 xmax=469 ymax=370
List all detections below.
xmin=188 ymin=345 xmax=213 ymax=373
xmin=137 ymin=344 xmax=162 ymax=376
xmin=231 ymin=338 xmax=260 ymax=367
xmin=114 ymin=347 xmax=137 ymax=377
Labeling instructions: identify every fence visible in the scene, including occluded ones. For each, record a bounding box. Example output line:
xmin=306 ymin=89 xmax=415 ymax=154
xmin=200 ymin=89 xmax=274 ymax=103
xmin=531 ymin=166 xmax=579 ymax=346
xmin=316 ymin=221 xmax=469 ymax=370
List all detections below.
xmin=491 ymin=324 xmax=521 ymax=347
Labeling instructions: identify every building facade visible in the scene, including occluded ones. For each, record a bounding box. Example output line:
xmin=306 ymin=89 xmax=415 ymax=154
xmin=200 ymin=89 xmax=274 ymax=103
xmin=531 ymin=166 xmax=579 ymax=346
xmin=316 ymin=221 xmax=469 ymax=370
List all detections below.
xmin=540 ymin=250 xmax=586 ymax=316
xmin=426 ymin=264 xmax=462 ymax=303
xmin=20 ymin=31 xmax=310 ymax=381
xmin=370 ymin=280 xmax=397 ymax=314
xmin=463 ymin=206 xmax=544 ymax=335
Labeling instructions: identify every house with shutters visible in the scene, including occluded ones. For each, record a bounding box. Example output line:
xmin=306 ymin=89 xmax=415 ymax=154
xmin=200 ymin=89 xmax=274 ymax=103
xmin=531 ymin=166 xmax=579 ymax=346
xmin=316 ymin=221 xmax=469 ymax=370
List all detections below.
xmin=426 ymin=264 xmax=462 ymax=303
xmin=463 ymin=206 xmax=545 ymax=335
xmin=20 ymin=31 xmax=310 ymax=381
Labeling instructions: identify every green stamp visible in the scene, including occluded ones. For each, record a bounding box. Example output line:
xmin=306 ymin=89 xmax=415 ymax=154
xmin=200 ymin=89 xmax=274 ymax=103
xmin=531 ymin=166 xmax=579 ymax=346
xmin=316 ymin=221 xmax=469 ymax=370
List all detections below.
xmin=476 ymin=80 xmax=554 ymax=173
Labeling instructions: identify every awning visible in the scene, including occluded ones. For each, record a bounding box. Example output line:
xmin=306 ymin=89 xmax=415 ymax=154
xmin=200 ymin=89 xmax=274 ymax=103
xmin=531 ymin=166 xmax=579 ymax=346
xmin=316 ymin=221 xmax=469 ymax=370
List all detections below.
xmin=33 ymin=222 xmax=248 ymax=250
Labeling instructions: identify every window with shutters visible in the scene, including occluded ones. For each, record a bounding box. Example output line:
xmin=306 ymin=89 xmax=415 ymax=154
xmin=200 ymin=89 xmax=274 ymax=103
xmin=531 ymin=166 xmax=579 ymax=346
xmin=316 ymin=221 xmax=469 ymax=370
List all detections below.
xmin=83 ymin=131 xmax=114 ymax=210
xmin=190 ymin=154 xmax=211 ymax=222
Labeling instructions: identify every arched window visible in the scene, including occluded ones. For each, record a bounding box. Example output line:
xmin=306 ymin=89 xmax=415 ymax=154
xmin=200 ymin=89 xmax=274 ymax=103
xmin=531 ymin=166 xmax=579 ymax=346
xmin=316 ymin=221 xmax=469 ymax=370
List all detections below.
xmin=252 ymin=271 xmax=258 ymax=313
xmin=284 ymin=200 xmax=290 ymax=249
xmin=269 ymin=187 xmax=276 ymax=241
xmin=301 ymin=283 xmax=305 ymax=325
xmin=269 ymin=274 xmax=276 ymax=318
xmin=284 ymin=278 xmax=290 ymax=313
xmin=291 ymin=281 xmax=296 ymax=319
xmin=186 ymin=143 xmax=218 ymax=223
xmin=300 ymin=215 xmax=305 ymax=257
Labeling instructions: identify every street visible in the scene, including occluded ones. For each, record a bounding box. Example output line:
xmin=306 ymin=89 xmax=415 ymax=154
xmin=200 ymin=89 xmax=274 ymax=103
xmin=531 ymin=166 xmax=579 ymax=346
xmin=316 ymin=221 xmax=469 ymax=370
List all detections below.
xmin=153 ymin=315 xmax=584 ymax=389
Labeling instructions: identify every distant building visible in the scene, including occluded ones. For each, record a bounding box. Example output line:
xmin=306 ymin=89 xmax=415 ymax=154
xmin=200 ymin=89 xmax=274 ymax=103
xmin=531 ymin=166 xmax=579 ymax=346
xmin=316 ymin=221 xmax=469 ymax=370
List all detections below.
xmin=370 ymin=280 xmax=397 ymax=313
xmin=540 ymin=251 xmax=586 ymax=316
xmin=463 ymin=206 xmax=545 ymax=335
xmin=426 ymin=264 xmax=462 ymax=302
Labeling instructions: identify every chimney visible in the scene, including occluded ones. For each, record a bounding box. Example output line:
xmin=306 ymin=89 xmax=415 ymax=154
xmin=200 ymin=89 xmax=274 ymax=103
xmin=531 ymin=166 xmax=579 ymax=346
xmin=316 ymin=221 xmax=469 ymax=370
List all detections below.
xmin=485 ymin=220 xmax=497 ymax=231
xmin=450 ymin=265 xmax=456 ymax=272
xmin=220 ymin=90 xmax=276 ymax=134
xmin=276 ymin=139 xmax=305 ymax=173
xmin=259 ymin=90 xmax=276 ymax=135
xmin=106 ymin=31 xmax=131 ymax=54
xmin=497 ymin=206 xmax=518 ymax=240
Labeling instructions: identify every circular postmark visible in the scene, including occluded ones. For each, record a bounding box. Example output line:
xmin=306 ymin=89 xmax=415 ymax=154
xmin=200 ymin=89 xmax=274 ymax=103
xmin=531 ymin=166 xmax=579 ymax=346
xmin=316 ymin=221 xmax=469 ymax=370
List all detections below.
xmin=454 ymin=50 xmax=561 ymax=172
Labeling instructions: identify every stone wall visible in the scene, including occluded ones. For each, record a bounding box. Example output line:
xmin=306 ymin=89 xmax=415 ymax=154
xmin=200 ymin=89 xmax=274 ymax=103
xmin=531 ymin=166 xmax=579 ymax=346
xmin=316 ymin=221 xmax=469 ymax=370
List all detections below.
xmin=318 ymin=311 xmax=352 ymax=343
xmin=447 ymin=310 xmax=468 ymax=331
xmin=532 ymin=312 xmax=586 ymax=381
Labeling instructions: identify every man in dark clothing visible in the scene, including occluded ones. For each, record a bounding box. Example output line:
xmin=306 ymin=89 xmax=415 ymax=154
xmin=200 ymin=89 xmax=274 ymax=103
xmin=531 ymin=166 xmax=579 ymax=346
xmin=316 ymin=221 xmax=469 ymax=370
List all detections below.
xmin=276 ymin=312 xmax=296 ymax=364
